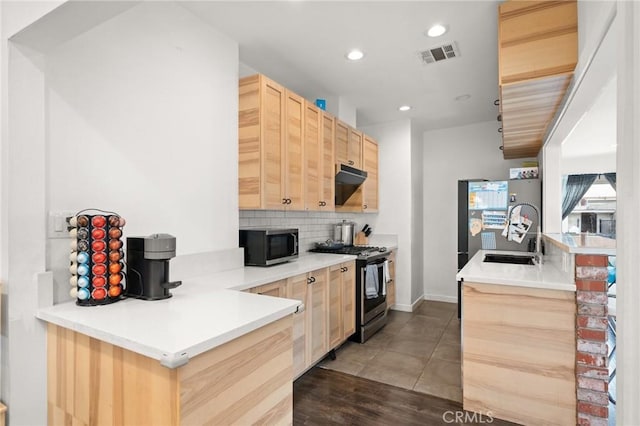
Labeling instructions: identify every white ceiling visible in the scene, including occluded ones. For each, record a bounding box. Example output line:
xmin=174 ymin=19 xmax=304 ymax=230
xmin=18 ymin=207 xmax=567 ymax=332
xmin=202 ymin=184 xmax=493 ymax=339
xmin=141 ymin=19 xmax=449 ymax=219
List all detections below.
xmin=181 ymin=1 xmax=501 ymax=133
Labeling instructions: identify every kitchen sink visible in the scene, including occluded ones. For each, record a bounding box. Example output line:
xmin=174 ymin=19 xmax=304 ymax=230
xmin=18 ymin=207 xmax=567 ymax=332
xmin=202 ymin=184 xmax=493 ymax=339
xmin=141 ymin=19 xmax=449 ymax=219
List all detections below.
xmin=483 ymin=253 xmax=536 ymax=265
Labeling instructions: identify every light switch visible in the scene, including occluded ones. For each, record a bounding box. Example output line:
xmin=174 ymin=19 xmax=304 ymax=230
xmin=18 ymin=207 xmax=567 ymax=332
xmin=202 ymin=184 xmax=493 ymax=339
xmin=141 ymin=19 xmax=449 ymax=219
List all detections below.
xmin=47 ymin=210 xmax=76 ymax=239
xmin=54 ymin=214 xmax=64 ymax=232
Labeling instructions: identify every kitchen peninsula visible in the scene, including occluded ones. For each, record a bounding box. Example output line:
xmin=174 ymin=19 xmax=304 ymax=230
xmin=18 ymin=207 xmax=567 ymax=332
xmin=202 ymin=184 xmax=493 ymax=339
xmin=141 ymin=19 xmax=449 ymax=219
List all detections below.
xmin=457 ymin=249 xmax=576 ymax=425
xmin=459 ymin=231 xmax=617 ymax=425
xmin=37 ymin=253 xmax=355 ymax=425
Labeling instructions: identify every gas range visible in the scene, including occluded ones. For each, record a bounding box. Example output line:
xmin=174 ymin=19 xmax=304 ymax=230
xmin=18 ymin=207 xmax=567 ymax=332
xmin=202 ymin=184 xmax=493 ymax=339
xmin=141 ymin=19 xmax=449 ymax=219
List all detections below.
xmin=310 ymin=245 xmax=390 ymax=261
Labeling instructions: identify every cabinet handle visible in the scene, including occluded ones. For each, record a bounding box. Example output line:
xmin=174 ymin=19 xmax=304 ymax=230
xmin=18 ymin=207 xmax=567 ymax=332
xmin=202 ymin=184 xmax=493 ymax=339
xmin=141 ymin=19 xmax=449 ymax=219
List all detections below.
xmin=307 ymin=277 xmax=312 ymax=284
xmin=498 ymin=127 xmax=502 ymax=133
xmin=348 ymin=160 xmax=354 ymax=165
xmin=288 ymin=198 xmax=292 ymax=204
xmin=311 ymin=276 xmax=316 ymax=283
xmin=344 ymin=266 xmax=348 ymax=272
xmin=322 ymin=201 xmax=326 ymax=206
xmin=282 ymin=198 xmax=287 ymax=204
xmin=389 ymin=260 xmax=393 ymax=264
xmin=494 ymin=99 xmax=500 ymax=106
xmin=363 ymin=204 xmax=368 ymax=209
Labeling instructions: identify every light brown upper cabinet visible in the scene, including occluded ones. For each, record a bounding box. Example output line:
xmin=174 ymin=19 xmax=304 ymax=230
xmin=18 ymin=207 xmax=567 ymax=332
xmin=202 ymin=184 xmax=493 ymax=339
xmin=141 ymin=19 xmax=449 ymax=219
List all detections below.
xmin=362 ymin=135 xmax=379 ymax=212
xmin=498 ymin=0 xmax=577 ymax=159
xmin=321 ymin=112 xmax=336 ymax=211
xmin=285 ymin=91 xmax=305 ymax=210
xmin=238 ymin=74 xmax=304 ymax=210
xmin=335 ymin=120 xmax=362 ymax=169
xmin=304 ymin=101 xmax=335 ymax=211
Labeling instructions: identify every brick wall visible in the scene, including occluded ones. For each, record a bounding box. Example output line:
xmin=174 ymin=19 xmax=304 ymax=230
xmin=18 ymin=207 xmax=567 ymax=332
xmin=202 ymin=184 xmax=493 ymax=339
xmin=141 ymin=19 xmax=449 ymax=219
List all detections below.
xmin=575 ymin=254 xmax=610 ymax=426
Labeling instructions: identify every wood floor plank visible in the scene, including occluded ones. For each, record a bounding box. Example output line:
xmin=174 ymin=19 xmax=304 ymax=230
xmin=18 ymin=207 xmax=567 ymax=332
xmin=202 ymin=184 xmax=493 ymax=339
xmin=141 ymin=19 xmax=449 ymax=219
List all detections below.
xmin=294 ymin=368 xmax=518 ymax=426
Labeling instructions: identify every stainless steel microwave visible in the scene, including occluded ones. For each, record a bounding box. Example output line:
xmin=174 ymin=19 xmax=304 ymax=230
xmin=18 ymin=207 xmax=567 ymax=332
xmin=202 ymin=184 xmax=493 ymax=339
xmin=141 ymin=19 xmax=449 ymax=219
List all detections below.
xmin=239 ymin=228 xmax=299 ymax=266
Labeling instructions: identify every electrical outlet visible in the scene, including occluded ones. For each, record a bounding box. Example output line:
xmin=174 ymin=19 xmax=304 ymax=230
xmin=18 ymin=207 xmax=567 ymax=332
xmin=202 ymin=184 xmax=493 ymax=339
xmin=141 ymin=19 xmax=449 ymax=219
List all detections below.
xmin=47 ymin=210 xmax=77 ymax=239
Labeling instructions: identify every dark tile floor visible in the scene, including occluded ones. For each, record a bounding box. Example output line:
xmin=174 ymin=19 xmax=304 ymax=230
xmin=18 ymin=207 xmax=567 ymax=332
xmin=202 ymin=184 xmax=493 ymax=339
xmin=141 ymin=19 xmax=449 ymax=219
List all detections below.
xmin=319 ymin=300 xmax=462 ymax=402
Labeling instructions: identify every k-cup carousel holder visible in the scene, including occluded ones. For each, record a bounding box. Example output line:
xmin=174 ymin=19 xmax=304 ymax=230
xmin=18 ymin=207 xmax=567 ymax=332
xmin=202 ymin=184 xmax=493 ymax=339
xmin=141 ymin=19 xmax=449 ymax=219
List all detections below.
xmin=68 ymin=209 xmax=126 ymax=306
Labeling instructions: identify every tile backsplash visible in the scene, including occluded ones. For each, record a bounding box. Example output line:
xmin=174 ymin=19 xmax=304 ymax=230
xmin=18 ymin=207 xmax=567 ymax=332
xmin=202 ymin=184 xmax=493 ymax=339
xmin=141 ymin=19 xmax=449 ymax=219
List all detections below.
xmin=239 ymin=210 xmax=377 ymax=254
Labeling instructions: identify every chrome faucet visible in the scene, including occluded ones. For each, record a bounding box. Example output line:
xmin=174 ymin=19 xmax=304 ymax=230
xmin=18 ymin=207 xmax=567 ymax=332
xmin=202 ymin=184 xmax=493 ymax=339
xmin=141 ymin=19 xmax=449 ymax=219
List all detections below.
xmin=507 ymin=202 xmax=542 ymax=265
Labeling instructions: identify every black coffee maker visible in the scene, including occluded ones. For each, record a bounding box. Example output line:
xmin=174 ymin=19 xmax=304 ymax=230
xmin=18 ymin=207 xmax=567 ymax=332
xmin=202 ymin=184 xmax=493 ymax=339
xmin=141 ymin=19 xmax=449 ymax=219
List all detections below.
xmin=125 ymin=234 xmax=182 ymax=300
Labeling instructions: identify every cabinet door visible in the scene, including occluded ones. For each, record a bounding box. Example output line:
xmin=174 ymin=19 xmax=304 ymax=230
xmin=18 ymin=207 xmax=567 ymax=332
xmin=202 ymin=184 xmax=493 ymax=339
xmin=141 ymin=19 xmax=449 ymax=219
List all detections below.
xmin=499 ymin=0 xmax=577 ymax=84
xmin=328 ymin=264 xmax=343 ymax=349
xmin=320 ymin=112 xmax=335 ymax=210
xmin=307 ymin=268 xmax=328 ymax=365
xmin=334 ymin=120 xmax=349 ymax=166
xmin=262 ymin=77 xmax=287 ymax=210
xmin=342 ymin=261 xmax=356 ymax=338
xmin=348 ymin=128 xmax=363 ymax=169
xmin=362 ymin=136 xmax=379 ymax=212
xmin=249 ymin=280 xmax=287 ymax=298
xmin=387 ymin=252 xmax=396 ymax=309
xmin=287 ymin=273 xmax=309 ymax=378
xmin=238 ymin=75 xmax=262 ymax=209
xmin=304 ymin=101 xmax=322 ymax=211
xmin=285 ymin=90 xmax=305 ymax=210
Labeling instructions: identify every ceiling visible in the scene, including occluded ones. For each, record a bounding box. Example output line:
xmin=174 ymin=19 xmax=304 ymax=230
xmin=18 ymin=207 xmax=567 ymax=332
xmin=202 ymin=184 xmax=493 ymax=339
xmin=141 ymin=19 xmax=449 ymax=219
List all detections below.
xmin=181 ymin=1 xmax=501 ymax=133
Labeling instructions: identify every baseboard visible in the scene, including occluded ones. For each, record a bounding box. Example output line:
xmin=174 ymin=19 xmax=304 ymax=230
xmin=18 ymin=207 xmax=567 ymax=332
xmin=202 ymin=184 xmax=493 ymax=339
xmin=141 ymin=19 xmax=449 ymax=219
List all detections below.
xmin=424 ymin=294 xmax=457 ymax=304
xmin=390 ymin=295 xmax=424 ymax=312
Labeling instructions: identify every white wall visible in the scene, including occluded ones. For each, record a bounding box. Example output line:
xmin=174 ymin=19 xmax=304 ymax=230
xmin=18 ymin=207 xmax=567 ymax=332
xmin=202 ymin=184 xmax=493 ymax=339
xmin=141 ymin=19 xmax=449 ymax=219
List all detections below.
xmin=577 ymin=0 xmax=617 ymax=79
xmin=543 ymin=2 xmax=617 ymax=232
xmin=410 ymin=122 xmax=424 ymax=303
xmin=561 ymin=152 xmax=616 ymax=175
xmin=46 ymin=2 xmax=238 ymax=255
xmin=422 ymin=121 xmax=535 ymax=301
xmin=1 ymin=2 xmax=239 ymax=423
xmin=616 ymin=3 xmax=640 ymax=422
xmin=361 ymin=120 xmax=417 ymax=310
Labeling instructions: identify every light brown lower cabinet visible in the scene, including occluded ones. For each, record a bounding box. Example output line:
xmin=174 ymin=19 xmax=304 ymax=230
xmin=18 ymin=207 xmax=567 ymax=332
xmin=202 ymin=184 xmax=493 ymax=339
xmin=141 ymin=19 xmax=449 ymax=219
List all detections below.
xmin=252 ymin=261 xmax=356 ymax=379
xmin=462 ymin=281 xmax=576 ymax=425
xmin=250 ymin=279 xmax=287 ymax=297
xmin=307 ymin=269 xmax=328 ymax=365
xmin=386 ymin=251 xmax=396 ymax=309
xmin=329 ymin=261 xmax=356 ymax=347
xmin=47 ymin=317 xmax=293 ymax=425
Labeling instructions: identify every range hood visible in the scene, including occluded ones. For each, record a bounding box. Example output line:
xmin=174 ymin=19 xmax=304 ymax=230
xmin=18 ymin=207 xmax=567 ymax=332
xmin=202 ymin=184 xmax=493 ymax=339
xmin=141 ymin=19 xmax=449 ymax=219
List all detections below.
xmin=335 ymin=164 xmax=367 ymax=205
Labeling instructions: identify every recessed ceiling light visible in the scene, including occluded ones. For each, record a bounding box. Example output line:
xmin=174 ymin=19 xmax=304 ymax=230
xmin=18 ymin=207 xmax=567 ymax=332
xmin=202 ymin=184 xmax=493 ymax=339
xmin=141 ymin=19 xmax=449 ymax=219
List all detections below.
xmin=455 ymin=94 xmax=471 ymax=101
xmin=398 ymin=105 xmax=412 ymax=112
xmin=426 ymin=24 xmax=448 ymax=38
xmin=346 ymin=49 xmax=365 ymax=61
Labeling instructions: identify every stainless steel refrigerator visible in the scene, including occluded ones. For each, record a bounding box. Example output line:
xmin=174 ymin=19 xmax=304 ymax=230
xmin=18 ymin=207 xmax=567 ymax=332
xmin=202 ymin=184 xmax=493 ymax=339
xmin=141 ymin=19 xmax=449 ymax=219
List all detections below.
xmin=457 ymin=178 xmax=541 ymax=317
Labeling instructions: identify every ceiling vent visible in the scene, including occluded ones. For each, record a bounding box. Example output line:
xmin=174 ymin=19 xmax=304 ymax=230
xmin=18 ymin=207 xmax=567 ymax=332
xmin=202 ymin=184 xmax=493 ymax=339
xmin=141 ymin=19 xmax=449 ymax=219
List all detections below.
xmin=420 ymin=41 xmax=460 ymax=65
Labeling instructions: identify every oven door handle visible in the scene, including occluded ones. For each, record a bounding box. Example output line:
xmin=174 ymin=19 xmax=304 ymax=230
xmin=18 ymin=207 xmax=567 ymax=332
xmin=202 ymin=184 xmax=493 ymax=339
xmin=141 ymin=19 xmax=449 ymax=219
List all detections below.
xmin=360 ymin=266 xmax=366 ymax=324
xmin=291 ymin=233 xmax=298 ymax=256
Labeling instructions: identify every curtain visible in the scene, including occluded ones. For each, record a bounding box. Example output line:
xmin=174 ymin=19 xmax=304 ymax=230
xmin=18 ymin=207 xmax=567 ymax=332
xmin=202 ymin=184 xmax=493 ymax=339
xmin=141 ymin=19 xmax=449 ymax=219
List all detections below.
xmin=604 ymin=172 xmax=617 ymax=190
xmin=562 ymin=174 xmax=598 ymax=219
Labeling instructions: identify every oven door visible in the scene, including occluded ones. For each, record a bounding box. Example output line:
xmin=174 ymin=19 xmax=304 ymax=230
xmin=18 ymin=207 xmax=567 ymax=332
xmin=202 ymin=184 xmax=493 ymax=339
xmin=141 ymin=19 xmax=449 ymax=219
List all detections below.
xmin=360 ymin=259 xmax=387 ymax=325
xmin=265 ymin=231 xmax=298 ymax=265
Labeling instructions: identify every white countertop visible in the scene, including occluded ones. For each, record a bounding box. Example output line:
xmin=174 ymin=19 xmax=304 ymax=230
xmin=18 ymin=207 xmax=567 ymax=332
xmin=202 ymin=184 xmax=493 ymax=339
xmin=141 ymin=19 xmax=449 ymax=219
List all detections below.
xmin=543 ymin=233 xmax=616 ymax=256
xmin=37 ymin=253 xmax=356 ymax=368
xmin=456 ymin=250 xmax=576 ymax=292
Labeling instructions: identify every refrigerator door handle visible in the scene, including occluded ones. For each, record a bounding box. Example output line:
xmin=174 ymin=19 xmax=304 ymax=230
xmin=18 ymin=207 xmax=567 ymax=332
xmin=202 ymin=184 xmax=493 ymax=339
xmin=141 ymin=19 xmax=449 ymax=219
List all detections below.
xmin=457 ymin=251 xmax=468 ymax=255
